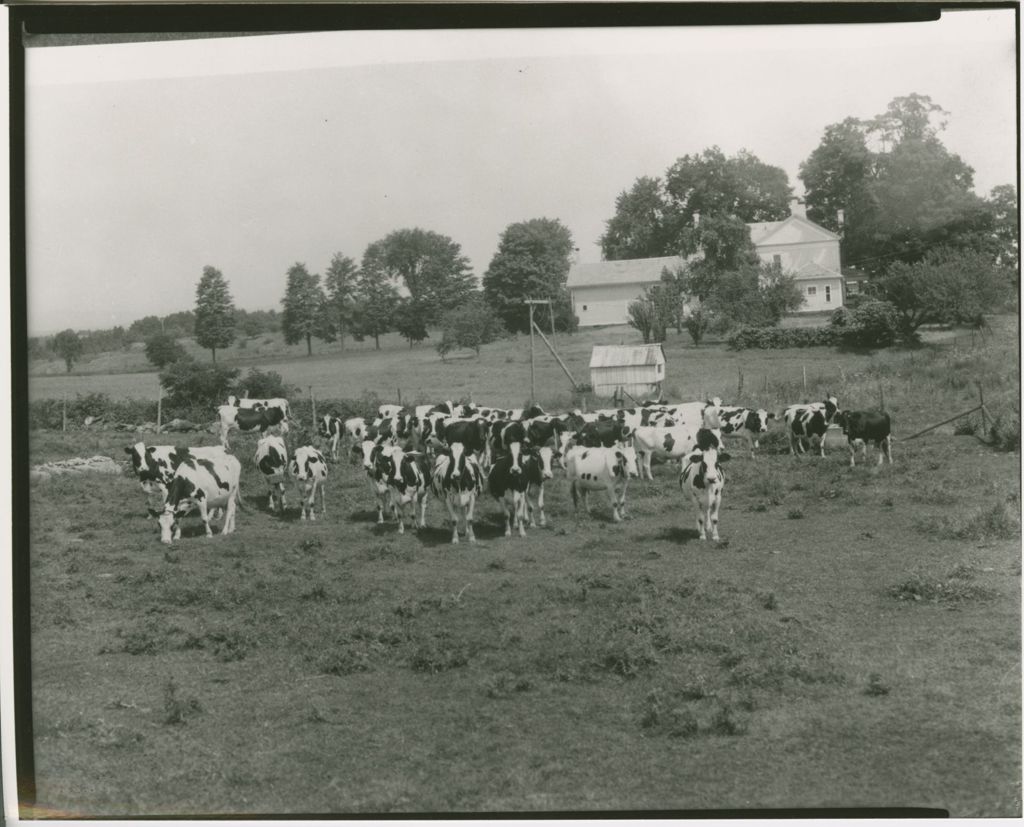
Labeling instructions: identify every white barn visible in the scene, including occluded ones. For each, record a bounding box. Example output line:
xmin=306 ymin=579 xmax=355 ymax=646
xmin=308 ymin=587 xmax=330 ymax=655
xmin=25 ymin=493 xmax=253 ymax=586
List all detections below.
xmin=589 ymin=344 xmax=666 ymax=398
xmin=568 ymin=212 xmax=845 ymax=327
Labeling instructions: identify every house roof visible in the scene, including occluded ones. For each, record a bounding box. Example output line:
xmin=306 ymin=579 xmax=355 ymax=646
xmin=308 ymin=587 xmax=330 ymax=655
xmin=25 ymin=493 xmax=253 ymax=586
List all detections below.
xmin=570 ymin=215 xmax=840 ymax=290
xmin=567 ymin=256 xmax=684 ymax=288
xmin=792 ymin=261 xmax=843 ymax=281
xmin=590 ymin=344 xmax=666 ymax=369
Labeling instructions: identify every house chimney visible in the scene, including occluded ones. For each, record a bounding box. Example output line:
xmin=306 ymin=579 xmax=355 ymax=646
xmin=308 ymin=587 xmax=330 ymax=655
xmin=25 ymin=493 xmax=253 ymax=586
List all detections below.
xmin=789 ymin=197 xmax=806 ymax=219
xmin=693 ymin=211 xmax=701 ymax=227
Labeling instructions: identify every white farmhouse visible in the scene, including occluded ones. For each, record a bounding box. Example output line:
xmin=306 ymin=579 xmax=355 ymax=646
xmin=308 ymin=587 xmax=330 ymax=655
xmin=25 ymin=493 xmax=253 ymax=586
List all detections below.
xmin=567 ymin=212 xmax=844 ymax=327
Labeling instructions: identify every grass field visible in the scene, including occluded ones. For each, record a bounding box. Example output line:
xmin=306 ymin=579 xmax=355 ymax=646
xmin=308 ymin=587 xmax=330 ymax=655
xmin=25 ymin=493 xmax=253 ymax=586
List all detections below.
xmin=23 ymin=317 xmax=1021 ymax=816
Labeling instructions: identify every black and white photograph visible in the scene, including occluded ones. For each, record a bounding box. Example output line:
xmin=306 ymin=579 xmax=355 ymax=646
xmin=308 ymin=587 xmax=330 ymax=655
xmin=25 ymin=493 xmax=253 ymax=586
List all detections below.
xmin=8 ymin=4 xmax=1021 ymax=819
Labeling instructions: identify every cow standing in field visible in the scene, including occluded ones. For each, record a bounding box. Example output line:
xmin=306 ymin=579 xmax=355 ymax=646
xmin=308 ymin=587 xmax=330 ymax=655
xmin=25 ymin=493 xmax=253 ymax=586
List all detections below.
xmin=158 ymin=452 xmax=242 ymax=544
xmin=835 ymin=410 xmax=893 ymax=467
xmin=255 ymin=434 xmax=289 ymax=514
xmin=486 ymin=444 xmax=553 ymax=537
xmin=218 ymin=404 xmax=288 ymax=449
xmin=361 ymin=437 xmax=396 ymax=525
xmin=439 ymin=418 xmax=491 ymax=469
xmin=576 ymin=418 xmax=634 ymax=449
xmin=378 ymin=445 xmax=428 ymax=534
xmin=290 ymin=445 xmax=329 ymax=520
xmin=317 ymin=414 xmax=351 ymax=461
xmin=631 ymin=423 xmax=718 ymax=481
xmin=679 ymin=431 xmax=730 ymax=541
xmin=431 ymin=442 xmax=484 ymax=544
xmin=565 ymin=444 xmax=639 ymax=523
xmin=717 ymin=407 xmax=776 ymax=458
xmin=124 ymin=442 xmax=230 ymax=500
xmin=782 ymin=396 xmax=840 ymax=457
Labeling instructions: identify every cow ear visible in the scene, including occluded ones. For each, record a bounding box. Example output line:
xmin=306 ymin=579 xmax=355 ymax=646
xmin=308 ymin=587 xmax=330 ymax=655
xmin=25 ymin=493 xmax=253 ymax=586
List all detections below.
xmin=124 ymin=447 xmax=133 ymax=455
xmin=766 ymin=412 xmax=776 ymax=420
xmin=147 ymin=507 xmax=161 ymax=518
xmin=687 ymin=452 xmax=702 ymax=464
xmin=719 ymin=452 xmax=731 ymax=462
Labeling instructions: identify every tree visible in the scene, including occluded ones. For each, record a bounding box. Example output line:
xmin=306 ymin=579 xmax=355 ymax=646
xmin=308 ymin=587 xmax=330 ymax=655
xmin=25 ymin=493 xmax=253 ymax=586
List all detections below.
xmin=281 ymin=263 xmax=332 ymax=357
xmin=986 ymin=184 xmax=1019 ymax=274
xmin=127 ymin=315 xmax=165 ymax=344
xmin=352 ymin=268 xmax=400 ymax=350
xmin=194 ymin=266 xmax=236 ymax=363
xmin=626 ymin=283 xmax=677 ymax=344
xmin=52 ymin=329 xmax=83 ymax=373
xmin=436 ymin=294 xmax=506 ymax=359
xmin=800 ymin=94 xmax=999 ymax=276
xmin=361 ymin=229 xmax=475 ymax=325
xmin=393 ymin=298 xmax=430 ymax=348
xmin=159 ymin=359 xmax=239 ymax=415
xmin=483 ymin=218 xmax=575 ymax=333
xmin=874 ymin=247 xmax=1008 ymax=339
xmin=144 ymin=332 xmax=187 ymax=368
xmin=323 ymin=252 xmax=360 ymax=347
xmin=601 ymin=147 xmax=793 ymax=260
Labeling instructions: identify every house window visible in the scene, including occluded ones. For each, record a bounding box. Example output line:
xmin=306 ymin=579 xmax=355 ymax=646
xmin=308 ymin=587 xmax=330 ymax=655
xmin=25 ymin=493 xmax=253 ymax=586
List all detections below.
xmin=806 ymin=286 xmax=817 ymax=296
xmin=773 ymin=254 xmax=782 ymax=267
xmin=847 ymin=281 xmax=859 ymax=295
xmin=825 ymin=285 xmax=832 ymax=302
xmin=582 ymin=305 xmax=587 ymax=311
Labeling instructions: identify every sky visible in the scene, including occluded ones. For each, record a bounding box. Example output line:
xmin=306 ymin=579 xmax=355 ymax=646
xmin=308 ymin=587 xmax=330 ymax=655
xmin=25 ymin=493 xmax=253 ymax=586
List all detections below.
xmin=24 ymin=9 xmax=1018 ymax=335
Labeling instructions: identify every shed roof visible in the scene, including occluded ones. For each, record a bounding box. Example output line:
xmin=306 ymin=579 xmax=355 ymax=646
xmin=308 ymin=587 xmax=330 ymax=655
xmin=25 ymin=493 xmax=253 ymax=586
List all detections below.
xmin=792 ymin=261 xmax=843 ymax=281
xmin=567 ymin=256 xmax=685 ymax=288
xmin=590 ymin=344 xmax=666 ymax=369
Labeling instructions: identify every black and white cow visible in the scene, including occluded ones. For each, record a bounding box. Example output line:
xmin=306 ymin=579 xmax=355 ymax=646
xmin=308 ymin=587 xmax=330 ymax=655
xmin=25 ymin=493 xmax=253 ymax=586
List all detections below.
xmin=631 ymin=423 xmax=718 ymax=480
xmin=717 ymin=406 xmax=776 ymax=458
xmin=317 ymin=414 xmax=344 ymax=461
xmin=782 ymin=396 xmax=840 ymax=457
xmin=290 ymin=445 xmax=329 ymax=520
xmin=124 ymin=442 xmax=229 ymax=500
xmin=565 ymin=444 xmax=639 ymax=523
xmin=378 ymin=403 xmax=405 ymax=420
xmin=378 ymin=445 xmax=428 ymax=534
xmin=254 ymin=434 xmax=289 ymax=513
xmin=835 ymin=409 xmax=893 ymax=467
xmin=218 ymin=404 xmax=288 ymax=449
xmin=486 ymin=446 xmax=546 ymax=538
xmin=431 ymin=442 xmax=484 ymax=544
xmin=361 ymin=438 xmax=395 ymax=525
xmin=679 ymin=431 xmax=730 ymax=541
xmin=226 ymin=395 xmax=291 ymax=418
xmin=439 ymin=418 xmax=491 ymax=468
xmin=158 ymin=452 xmax=242 ymax=544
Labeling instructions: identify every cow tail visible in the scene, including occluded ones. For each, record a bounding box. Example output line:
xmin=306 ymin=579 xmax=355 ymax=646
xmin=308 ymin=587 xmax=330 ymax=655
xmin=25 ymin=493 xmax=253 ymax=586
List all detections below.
xmin=234 ymin=484 xmax=251 ymax=512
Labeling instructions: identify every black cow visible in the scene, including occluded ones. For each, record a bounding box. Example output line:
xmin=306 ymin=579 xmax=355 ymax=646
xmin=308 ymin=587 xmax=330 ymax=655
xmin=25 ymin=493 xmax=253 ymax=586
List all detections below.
xmin=577 ymin=418 xmax=633 ymax=448
xmin=441 ymin=418 xmax=490 ymax=455
xmin=835 ymin=410 xmax=893 ymax=467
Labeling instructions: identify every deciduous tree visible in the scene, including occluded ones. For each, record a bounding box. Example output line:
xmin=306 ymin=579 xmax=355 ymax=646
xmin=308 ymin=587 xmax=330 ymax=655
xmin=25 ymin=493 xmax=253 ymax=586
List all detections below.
xmin=281 ymin=263 xmax=332 ymax=357
xmin=194 ymin=266 xmax=236 ymax=363
xmin=436 ymin=294 xmax=506 ymax=359
xmin=144 ymin=333 xmax=187 ymax=368
xmin=483 ymin=218 xmax=575 ymax=333
xmin=323 ymin=252 xmax=360 ymax=348
xmin=52 ymin=328 xmax=83 ymax=373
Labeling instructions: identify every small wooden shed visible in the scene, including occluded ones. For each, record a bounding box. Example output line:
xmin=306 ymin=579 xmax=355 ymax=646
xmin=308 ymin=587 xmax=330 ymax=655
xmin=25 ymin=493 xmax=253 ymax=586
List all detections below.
xmin=589 ymin=344 xmax=666 ymax=399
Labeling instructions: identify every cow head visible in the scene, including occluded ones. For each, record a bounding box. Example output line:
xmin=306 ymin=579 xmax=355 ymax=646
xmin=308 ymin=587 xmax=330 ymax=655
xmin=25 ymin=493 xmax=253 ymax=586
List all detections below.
xmin=824 ymin=396 xmax=840 ymax=423
xmin=360 ymin=439 xmax=379 ymax=471
xmin=746 ymin=409 xmax=772 ymax=433
xmin=536 ymin=446 xmax=554 ymax=480
xmin=614 ymin=446 xmax=639 ymax=479
xmin=124 ymin=442 xmax=146 ymax=473
xmin=702 ymin=400 xmax=723 ymax=430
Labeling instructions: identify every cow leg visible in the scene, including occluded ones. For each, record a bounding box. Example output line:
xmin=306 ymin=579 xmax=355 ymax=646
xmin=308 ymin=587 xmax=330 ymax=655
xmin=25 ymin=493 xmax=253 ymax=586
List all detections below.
xmin=416 ymin=489 xmax=427 ymax=528
xmin=395 ymin=496 xmax=406 ymax=534
xmin=536 ymin=484 xmax=547 ymax=527
xmin=319 ymin=483 xmax=327 ymax=518
xmin=609 ymin=487 xmax=621 ymax=522
xmin=516 ymin=492 xmax=527 ymax=537
xmin=446 ymin=498 xmax=460 ymax=544
xmin=848 ymin=440 xmax=856 ymax=467
xmin=223 ymin=493 xmax=237 ymax=535
xmin=709 ymin=490 xmax=721 ymax=541
xmin=464 ymin=495 xmax=477 ymax=543
xmin=695 ymin=499 xmax=707 ymax=540
xmin=882 ymin=435 xmax=893 ymax=464
xmin=198 ymin=501 xmax=213 ymax=538
xmin=644 ymin=451 xmax=654 ymax=481
xmin=307 ymin=485 xmax=317 ymax=521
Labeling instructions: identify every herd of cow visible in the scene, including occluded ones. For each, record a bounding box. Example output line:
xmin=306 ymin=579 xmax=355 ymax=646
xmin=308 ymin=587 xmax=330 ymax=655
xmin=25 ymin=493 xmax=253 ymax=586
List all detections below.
xmin=123 ymin=392 xmax=894 ymax=546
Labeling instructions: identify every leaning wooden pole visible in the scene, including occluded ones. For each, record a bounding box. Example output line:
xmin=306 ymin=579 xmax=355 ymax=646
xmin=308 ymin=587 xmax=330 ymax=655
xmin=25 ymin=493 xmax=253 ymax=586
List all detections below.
xmin=156 ymin=384 xmax=163 ymax=434
xmin=309 ymin=386 xmax=317 ymax=433
xmin=901 ymin=404 xmax=985 ymax=442
xmin=532 ymin=321 xmax=580 ymax=389
xmin=62 ymin=392 xmax=67 ymax=433
xmin=528 ymin=302 xmax=536 ymax=403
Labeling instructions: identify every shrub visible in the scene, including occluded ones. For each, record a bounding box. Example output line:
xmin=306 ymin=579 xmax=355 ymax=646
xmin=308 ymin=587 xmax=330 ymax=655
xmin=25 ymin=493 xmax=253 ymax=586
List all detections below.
xmin=144 ymin=333 xmax=188 ymax=368
xmin=234 ymin=367 xmax=292 ymax=401
xmin=988 ymin=413 xmax=1021 ymax=452
xmin=727 ymin=326 xmax=841 ymax=350
xmin=436 ymin=295 xmax=507 ymax=358
xmin=158 ymin=359 xmax=239 ymax=416
xmin=831 ymin=299 xmax=899 ymax=349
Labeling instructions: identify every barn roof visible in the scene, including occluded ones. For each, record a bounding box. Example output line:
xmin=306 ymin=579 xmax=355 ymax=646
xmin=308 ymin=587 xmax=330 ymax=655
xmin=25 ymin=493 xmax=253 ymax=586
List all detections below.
xmin=590 ymin=344 xmax=666 ymax=369
xmin=567 ymin=256 xmax=685 ymax=288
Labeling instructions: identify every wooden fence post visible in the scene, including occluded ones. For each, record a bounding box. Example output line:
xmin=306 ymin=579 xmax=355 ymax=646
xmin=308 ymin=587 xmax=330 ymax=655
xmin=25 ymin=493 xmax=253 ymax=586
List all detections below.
xmin=978 ymin=383 xmax=989 ymax=434
xmin=62 ymin=392 xmax=67 ymax=433
xmin=309 ymin=386 xmax=317 ymax=431
xmin=737 ymin=368 xmax=744 ymax=399
xmin=156 ymin=385 xmax=163 ymax=433
xmin=802 ymin=365 xmax=807 ymax=394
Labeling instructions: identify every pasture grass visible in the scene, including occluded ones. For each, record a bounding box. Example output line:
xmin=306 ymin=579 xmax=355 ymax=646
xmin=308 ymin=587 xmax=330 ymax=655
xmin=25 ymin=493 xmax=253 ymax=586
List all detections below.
xmin=22 ymin=316 xmax=1021 ymax=816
